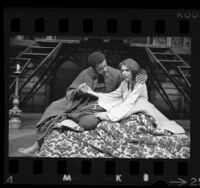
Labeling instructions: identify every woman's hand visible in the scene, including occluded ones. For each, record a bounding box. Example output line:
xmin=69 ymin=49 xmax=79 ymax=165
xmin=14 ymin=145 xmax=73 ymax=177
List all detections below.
xmin=86 ymin=86 xmax=99 ymax=98
xmin=77 ymin=83 xmax=89 ymax=93
xmin=95 ymin=112 xmax=110 ymax=121
xmin=85 ymin=86 xmax=93 ymax=94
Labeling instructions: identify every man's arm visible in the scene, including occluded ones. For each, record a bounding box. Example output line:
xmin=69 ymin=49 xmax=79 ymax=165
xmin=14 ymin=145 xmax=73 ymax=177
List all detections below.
xmin=65 ymin=70 xmax=88 ymax=99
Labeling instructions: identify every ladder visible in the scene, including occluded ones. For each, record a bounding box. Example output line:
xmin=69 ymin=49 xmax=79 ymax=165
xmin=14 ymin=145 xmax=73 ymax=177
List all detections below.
xmin=145 ymin=47 xmax=191 ymax=104
xmin=9 ymin=40 xmax=62 ymax=104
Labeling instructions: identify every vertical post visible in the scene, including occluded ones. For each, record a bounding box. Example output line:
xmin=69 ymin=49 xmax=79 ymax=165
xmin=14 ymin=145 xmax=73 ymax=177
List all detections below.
xmin=9 ymin=64 xmax=22 ymax=129
xmin=147 ymin=37 xmax=150 ymax=45
xmin=167 ymin=37 xmax=172 ymax=47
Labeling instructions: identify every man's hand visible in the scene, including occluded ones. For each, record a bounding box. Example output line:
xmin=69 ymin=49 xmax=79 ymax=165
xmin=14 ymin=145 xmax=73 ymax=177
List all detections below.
xmin=136 ymin=72 xmax=147 ymax=84
xmin=95 ymin=112 xmax=110 ymax=121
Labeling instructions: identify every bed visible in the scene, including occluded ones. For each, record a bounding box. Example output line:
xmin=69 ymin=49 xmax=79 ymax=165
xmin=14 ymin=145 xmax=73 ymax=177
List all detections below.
xmin=34 ymin=113 xmax=190 ymax=158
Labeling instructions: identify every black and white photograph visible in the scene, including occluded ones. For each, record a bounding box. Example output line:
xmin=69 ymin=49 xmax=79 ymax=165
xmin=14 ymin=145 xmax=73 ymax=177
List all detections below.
xmin=8 ymin=35 xmax=191 ymax=158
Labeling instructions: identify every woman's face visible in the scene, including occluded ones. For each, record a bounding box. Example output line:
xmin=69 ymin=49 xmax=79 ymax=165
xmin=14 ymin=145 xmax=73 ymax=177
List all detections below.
xmin=121 ymin=65 xmax=132 ymax=82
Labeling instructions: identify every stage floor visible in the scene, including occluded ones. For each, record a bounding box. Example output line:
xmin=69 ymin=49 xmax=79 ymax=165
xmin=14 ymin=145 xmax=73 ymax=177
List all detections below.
xmin=8 ymin=113 xmax=190 ymax=157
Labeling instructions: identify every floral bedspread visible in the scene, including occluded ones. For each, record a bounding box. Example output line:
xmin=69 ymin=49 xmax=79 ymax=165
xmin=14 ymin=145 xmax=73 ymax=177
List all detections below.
xmin=34 ymin=113 xmax=190 ymax=158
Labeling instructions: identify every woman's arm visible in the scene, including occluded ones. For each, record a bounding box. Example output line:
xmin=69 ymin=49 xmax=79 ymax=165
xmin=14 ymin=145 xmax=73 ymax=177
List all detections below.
xmin=106 ymin=83 xmax=147 ymax=122
xmin=86 ymin=86 xmax=100 ymax=98
xmin=100 ymin=82 xmax=124 ymax=98
xmin=97 ymin=82 xmax=125 ymax=111
xmin=86 ymin=81 xmax=124 ymax=98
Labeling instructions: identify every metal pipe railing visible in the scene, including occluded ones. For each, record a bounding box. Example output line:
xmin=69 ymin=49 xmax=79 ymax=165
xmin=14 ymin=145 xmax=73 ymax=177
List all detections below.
xmin=145 ymin=47 xmax=190 ymax=103
xmin=20 ymin=57 xmax=54 ymax=104
xmin=18 ymin=42 xmax=62 ymax=93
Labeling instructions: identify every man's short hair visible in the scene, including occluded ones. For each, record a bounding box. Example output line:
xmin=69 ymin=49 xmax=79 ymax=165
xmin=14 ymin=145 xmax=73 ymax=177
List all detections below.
xmin=88 ymin=51 xmax=105 ymax=68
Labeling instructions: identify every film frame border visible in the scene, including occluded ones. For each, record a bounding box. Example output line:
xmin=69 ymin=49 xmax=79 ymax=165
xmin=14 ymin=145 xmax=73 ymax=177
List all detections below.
xmin=3 ymin=8 xmax=200 ymax=186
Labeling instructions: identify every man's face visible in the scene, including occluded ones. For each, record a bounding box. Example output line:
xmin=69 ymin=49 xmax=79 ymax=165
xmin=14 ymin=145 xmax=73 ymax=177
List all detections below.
xmin=95 ymin=60 xmax=107 ymax=77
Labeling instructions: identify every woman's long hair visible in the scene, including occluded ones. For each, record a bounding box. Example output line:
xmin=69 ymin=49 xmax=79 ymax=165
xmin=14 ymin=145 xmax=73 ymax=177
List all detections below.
xmin=119 ymin=58 xmax=141 ymax=90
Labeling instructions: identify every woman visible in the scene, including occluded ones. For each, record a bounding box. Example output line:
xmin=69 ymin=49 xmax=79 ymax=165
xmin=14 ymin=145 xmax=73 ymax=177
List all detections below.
xmin=86 ymin=58 xmax=185 ymax=134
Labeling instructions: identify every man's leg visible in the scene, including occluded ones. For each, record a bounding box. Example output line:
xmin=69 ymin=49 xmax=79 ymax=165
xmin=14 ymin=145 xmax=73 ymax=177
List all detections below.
xmin=18 ymin=136 xmax=45 ymax=155
xmin=18 ymin=141 xmax=39 ymax=155
xmin=78 ymin=115 xmax=100 ymax=130
xmin=36 ymin=97 xmax=67 ymax=127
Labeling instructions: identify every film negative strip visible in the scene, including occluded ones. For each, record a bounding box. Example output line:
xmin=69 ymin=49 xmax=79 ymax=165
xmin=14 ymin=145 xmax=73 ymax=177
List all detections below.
xmin=3 ymin=7 xmax=200 ymax=186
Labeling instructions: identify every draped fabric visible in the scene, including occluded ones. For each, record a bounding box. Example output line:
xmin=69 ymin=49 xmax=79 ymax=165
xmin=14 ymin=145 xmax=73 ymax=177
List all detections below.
xmin=34 ymin=113 xmax=190 ymax=158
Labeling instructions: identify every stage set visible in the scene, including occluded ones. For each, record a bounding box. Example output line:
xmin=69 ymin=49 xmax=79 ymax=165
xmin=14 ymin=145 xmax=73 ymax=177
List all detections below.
xmin=8 ymin=36 xmax=191 ymax=158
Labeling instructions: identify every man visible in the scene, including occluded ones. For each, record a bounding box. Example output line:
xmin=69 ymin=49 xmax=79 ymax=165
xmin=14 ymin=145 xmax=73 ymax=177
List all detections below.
xmin=19 ymin=51 xmax=147 ymax=155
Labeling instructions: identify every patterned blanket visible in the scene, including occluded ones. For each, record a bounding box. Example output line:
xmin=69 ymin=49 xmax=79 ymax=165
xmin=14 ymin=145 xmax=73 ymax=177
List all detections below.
xmin=34 ymin=113 xmax=190 ymax=158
